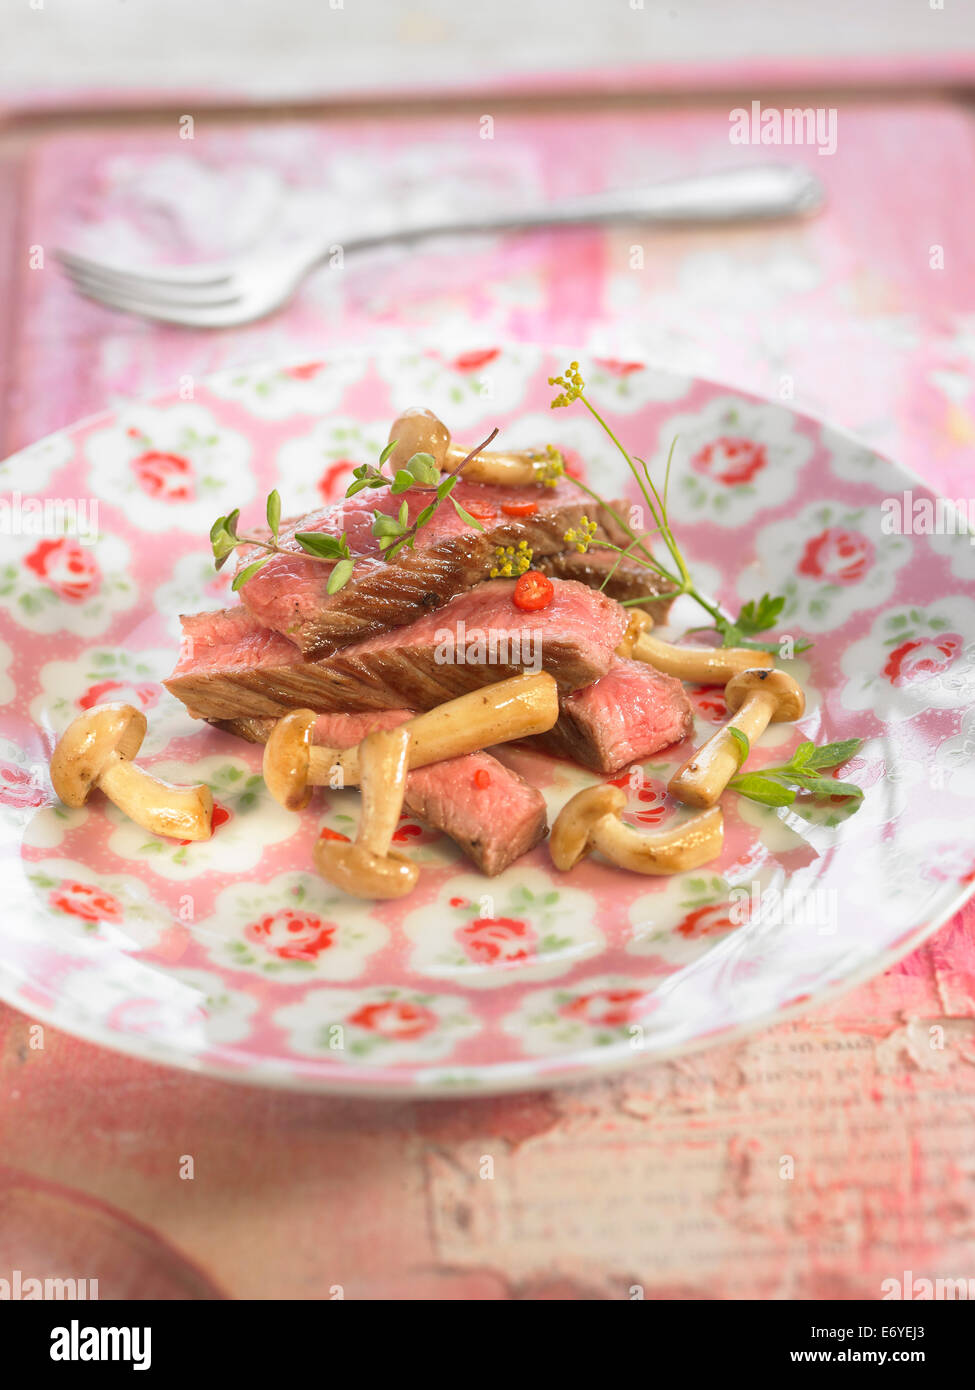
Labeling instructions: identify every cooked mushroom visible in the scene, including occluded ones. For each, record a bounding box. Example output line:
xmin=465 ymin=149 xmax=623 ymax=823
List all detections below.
xmin=550 ymin=784 xmax=723 ymax=874
xmin=617 ymin=609 xmax=773 ymax=682
xmin=668 ymin=668 xmax=806 ymax=809
xmin=386 ymin=407 xmax=560 ymax=486
xmin=50 ymin=702 xmax=213 ymax=840
xmin=314 ymin=726 xmax=419 ymax=899
xmin=263 ymin=671 xmax=559 ymax=809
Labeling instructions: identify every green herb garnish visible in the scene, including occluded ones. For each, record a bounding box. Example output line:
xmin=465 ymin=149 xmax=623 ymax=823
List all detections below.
xmin=549 ymin=362 xmax=807 ymax=652
xmin=210 ymin=428 xmax=499 ymax=591
xmin=729 ymin=738 xmax=864 ymax=810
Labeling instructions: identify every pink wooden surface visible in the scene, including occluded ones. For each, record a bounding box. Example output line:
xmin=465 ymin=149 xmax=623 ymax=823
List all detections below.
xmin=2 ymin=97 xmax=975 ymax=1298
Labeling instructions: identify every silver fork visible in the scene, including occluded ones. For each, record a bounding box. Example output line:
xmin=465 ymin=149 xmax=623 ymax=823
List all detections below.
xmin=56 ymin=164 xmax=823 ymax=328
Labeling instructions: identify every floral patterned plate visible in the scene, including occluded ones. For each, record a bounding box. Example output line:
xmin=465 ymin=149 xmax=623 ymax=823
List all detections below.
xmin=1 ymin=347 xmax=973 ymax=1095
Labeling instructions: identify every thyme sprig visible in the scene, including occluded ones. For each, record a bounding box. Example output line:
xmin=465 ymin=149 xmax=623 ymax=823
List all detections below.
xmin=209 ymin=429 xmax=499 ymax=591
xmin=210 ymin=491 xmax=358 ymax=595
xmin=368 ymin=429 xmax=499 ymax=561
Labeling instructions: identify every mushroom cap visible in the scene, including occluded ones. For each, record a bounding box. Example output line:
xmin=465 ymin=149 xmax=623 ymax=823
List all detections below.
xmin=314 ymin=839 xmax=419 ymax=900
xmin=263 ymin=708 xmax=317 ymax=811
xmin=50 ymin=702 xmax=146 ymax=808
xmin=386 ymin=407 xmax=450 ymax=473
xmin=549 ymin=784 xmax=626 ymax=871
xmin=724 ymin=668 xmax=805 ymax=722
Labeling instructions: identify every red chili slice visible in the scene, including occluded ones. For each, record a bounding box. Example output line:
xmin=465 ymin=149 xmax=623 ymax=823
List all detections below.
xmin=464 ymin=501 xmax=497 ymax=521
xmin=513 ymin=571 xmax=554 ymax=611
xmin=501 ymin=500 xmax=538 ymax=517
xmin=473 ymin=769 xmax=491 ymax=789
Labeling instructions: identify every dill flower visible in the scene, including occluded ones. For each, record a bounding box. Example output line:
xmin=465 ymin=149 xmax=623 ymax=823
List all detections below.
xmin=532 ymin=444 xmax=565 ymax=487
xmin=489 ymin=541 xmax=534 ymax=578
xmin=563 ymin=514 xmax=597 ymax=554
xmin=548 ymin=361 xmax=585 ymax=408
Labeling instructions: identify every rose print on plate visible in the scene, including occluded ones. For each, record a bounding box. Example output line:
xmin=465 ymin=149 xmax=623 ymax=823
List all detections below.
xmin=205 ymin=356 xmax=367 ymax=420
xmin=376 ymin=345 xmax=532 ymax=429
xmin=401 ymin=868 xmax=604 ymax=989
xmin=32 ymin=646 xmax=200 ymax=753
xmin=275 ymin=416 xmax=390 ymax=511
xmin=626 ymin=870 xmax=738 ymax=960
xmin=275 ymin=985 xmax=480 ymax=1064
xmin=500 ymin=974 xmax=656 ymax=1057
xmin=198 ymin=871 xmax=388 ymax=979
xmin=104 ymin=967 xmax=259 ymax=1047
xmin=0 ymin=533 xmax=136 ymax=637
xmin=84 ymin=403 xmax=254 ymax=533
xmin=839 ymin=597 xmax=975 ymax=722
xmin=105 ymin=755 xmax=298 ymax=879
xmin=743 ymin=501 xmax=911 ymax=633
xmin=26 ymin=858 xmax=171 ymax=953
xmin=47 ymin=963 xmax=259 ymax=1049
xmin=0 ymin=734 xmax=88 ymax=851
xmin=660 ymin=395 xmax=811 ymax=527
xmin=581 ymin=356 xmax=691 ymax=411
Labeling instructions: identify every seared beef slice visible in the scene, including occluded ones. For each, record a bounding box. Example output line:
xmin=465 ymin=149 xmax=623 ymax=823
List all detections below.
xmin=165 ymin=579 xmax=627 ymax=720
xmin=534 ymin=658 xmax=694 ymax=773
xmin=236 ymin=478 xmax=671 ymax=657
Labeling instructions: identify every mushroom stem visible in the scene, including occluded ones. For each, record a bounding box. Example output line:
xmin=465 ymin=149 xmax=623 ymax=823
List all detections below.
xmin=357 ymin=727 xmax=410 ymax=858
xmin=617 ymin=610 xmax=773 ymax=682
xmin=444 ymin=444 xmax=543 ymax=487
xmin=313 ymin=726 xmax=420 ymax=900
xmin=386 ymin=408 xmax=558 ymax=488
xmin=550 ymin=783 xmax=723 ymax=875
xmin=669 ymin=719 xmax=766 ymax=810
xmin=669 ymin=667 xmax=806 ymax=809
xmin=312 ymin=671 xmax=558 ymax=786
xmin=99 ymin=756 xmax=214 ymax=841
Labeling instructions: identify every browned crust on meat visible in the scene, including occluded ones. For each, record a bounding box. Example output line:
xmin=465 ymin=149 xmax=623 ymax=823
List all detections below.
xmin=245 ymin=497 xmax=647 ymax=658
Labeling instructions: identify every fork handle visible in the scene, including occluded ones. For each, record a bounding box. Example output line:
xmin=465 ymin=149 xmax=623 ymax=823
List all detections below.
xmin=335 ymin=163 xmax=823 ymax=255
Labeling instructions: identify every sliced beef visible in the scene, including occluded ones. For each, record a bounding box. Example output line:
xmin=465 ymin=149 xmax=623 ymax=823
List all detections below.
xmin=212 ymin=710 xmax=547 ymax=877
xmin=237 ymin=478 xmax=648 ymax=658
xmin=165 ymin=578 xmax=627 ymax=721
xmin=533 ymin=658 xmax=694 ymax=773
